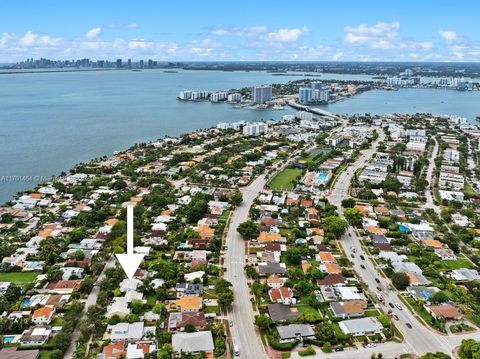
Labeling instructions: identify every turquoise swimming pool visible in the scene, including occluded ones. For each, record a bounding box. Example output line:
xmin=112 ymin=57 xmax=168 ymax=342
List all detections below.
xmin=3 ymin=335 xmax=15 ymax=343
xmin=314 ymin=171 xmax=331 ymax=185
xmin=20 ymin=298 xmax=30 ymax=309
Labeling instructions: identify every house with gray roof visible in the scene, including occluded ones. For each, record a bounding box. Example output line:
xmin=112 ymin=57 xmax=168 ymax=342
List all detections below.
xmin=172 ymin=331 xmax=214 ymax=354
xmin=108 ymin=322 xmax=144 ymax=342
xmin=276 ymin=324 xmax=315 ymax=342
xmin=267 ymin=304 xmax=300 ymax=322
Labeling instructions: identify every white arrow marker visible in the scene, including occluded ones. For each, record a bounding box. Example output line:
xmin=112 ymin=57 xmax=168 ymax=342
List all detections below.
xmin=115 ymin=205 xmax=145 ymax=279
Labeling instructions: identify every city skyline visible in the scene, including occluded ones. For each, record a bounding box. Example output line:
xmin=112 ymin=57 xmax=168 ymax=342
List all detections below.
xmin=1 ymin=0 xmax=480 ymax=62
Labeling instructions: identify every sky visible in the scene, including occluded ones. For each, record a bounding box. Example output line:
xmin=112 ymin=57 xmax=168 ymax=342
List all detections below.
xmin=1 ymin=0 xmax=479 ymax=62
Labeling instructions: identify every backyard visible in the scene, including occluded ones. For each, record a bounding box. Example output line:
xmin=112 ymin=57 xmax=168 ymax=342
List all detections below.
xmin=0 ymin=271 xmax=38 ymax=283
xmin=269 ymin=168 xmax=303 ymax=190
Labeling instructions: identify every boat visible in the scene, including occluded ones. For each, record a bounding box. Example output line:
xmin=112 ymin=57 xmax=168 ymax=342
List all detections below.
xmin=131 ymin=69 xmax=142 ymax=72
xmin=163 ymin=70 xmax=178 ymax=73
xmin=272 ymin=105 xmax=284 ymax=110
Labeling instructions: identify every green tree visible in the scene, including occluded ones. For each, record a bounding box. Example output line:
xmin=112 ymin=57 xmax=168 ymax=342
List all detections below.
xmin=391 ymin=272 xmax=410 ymax=290
xmin=254 ymin=315 xmax=272 ymax=330
xmin=323 ymin=216 xmax=348 ymax=239
xmin=344 ymin=208 xmax=363 ymax=226
xmin=341 ymin=198 xmax=356 ymax=208
xmin=237 ymin=220 xmax=259 ymax=240
xmin=284 ymin=247 xmax=302 ymax=265
xmin=459 ymin=339 xmax=480 ymax=359
xmin=420 ymin=353 xmax=451 ymax=359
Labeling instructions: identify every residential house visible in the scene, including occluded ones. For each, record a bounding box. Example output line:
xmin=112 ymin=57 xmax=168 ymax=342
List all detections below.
xmin=426 ymin=304 xmax=461 ymax=320
xmin=173 ymin=296 xmax=203 ymax=312
xmin=277 ymin=324 xmax=315 ymax=343
xmin=32 ymin=306 xmax=55 ymax=325
xmin=171 ymin=331 xmax=214 ymax=355
xmin=330 ymin=300 xmax=367 ymax=319
xmin=267 ymin=304 xmax=300 ymax=322
xmin=339 ymin=317 xmax=383 ymax=336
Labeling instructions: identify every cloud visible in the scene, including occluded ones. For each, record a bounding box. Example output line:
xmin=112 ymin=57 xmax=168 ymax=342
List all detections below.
xmin=85 ymin=27 xmax=102 ymax=40
xmin=19 ymin=31 xmax=61 ymax=47
xmin=344 ymin=22 xmax=400 ymax=47
xmin=128 ymin=38 xmax=153 ymax=50
xmin=439 ymin=30 xmax=458 ymax=43
xmin=267 ymin=27 xmax=308 ymax=42
xmin=108 ymin=23 xmax=138 ymax=29
xmin=210 ymin=26 xmax=267 ymax=37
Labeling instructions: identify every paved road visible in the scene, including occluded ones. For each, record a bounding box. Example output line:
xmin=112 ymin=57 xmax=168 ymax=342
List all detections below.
xmin=328 ymin=129 xmax=480 ymax=357
xmin=64 ymin=256 xmax=116 ymax=359
xmin=223 ymin=143 xmax=311 ymax=358
xmin=423 ymin=136 xmax=441 ymax=215
xmin=224 ymin=174 xmax=269 ymax=359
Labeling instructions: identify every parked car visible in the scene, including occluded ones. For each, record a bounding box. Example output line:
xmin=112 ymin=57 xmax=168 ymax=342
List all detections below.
xmin=360 ymin=264 xmax=366 ymax=269
xmin=360 ymin=255 xmax=365 ymax=260
xmin=389 ymin=302 xmax=395 ymax=308
xmin=406 ymin=323 xmax=412 ymax=329
xmin=375 ymin=278 xmax=380 ymax=284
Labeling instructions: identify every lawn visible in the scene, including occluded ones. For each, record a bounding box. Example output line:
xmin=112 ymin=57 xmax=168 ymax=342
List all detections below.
xmin=39 ymin=350 xmax=55 ymax=359
xmin=296 ymin=305 xmax=323 ymax=320
xmin=204 ymin=305 xmax=219 ymax=314
xmin=440 ymin=256 xmax=473 ymax=270
xmin=364 ymin=309 xmax=381 ymax=317
xmin=269 ymin=168 xmax=303 ymax=190
xmin=0 ymin=272 xmax=38 ymax=283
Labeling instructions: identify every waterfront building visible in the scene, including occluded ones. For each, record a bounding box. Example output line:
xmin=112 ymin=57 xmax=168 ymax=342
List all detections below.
xmin=253 ymin=85 xmax=272 ymax=104
xmin=243 ymin=122 xmax=268 ymax=136
xmin=210 ymin=92 xmax=228 ymax=102
xmin=227 ymin=93 xmax=242 ymax=102
xmin=299 ymin=87 xmax=313 ymax=104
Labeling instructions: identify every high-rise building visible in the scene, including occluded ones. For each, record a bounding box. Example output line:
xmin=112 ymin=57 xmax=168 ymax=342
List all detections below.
xmin=116 ymin=59 xmax=122 ymax=68
xmin=299 ymin=87 xmax=313 ymax=104
xmin=310 ymin=81 xmax=324 ymax=90
xmin=252 ymin=85 xmax=272 ymax=104
xmin=243 ymin=122 xmax=268 ymax=136
xmin=227 ymin=93 xmax=242 ymax=102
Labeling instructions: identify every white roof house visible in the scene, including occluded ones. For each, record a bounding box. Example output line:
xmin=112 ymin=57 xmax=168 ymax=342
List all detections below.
xmin=108 ymin=322 xmax=144 ymax=342
xmin=336 ymin=287 xmax=363 ymax=301
xmin=339 ymin=317 xmax=383 ymax=336
xmin=172 ymin=331 xmax=214 ymax=354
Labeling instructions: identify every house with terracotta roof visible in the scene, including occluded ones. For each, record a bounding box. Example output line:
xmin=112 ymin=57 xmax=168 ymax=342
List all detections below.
xmin=374 ymin=206 xmax=390 ymax=216
xmin=266 ymin=274 xmax=285 ymax=289
xmin=32 ymin=305 xmax=55 ymax=325
xmin=172 ymin=296 xmax=203 ymax=312
xmin=269 ymin=287 xmax=295 ymax=305
xmin=426 ymin=303 xmax=461 ymax=320
xmin=321 ymin=263 xmax=342 ymax=274
xmin=101 ymin=340 xmax=126 ymax=359
xmin=318 ymin=251 xmax=336 ymax=264
xmin=423 ymin=239 xmax=443 ymax=249
xmin=44 ymin=280 xmax=82 ymax=294
xmin=257 ymin=232 xmax=284 ymax=243
xmin=330 ymin=300 xmax=367 ymax=319
xmin=195 ymin=225 xmax=215 ymax=240
xmin=317 ymin=274 xmax=348 ymax=287
xmin=364 ymin=226 xmax=388 ymax=235
xmin=301 ymin=261 xmax=312 ymax=274
xmin=355 ymin=204 xmax=372 ymax=217
xmin=168 ymin=311 xmax=207 ymax=331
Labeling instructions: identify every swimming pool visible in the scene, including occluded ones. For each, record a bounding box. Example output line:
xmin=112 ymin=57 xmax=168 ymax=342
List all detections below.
xmin=398 ymin=224 xmax=411 ymax=233
xmin=20 ymin=298 xmax=31 ymax=309
xmin=314 ymin=171 xmax=331 ymax=185
xmin=3 ymin=335 xmax=15 ymax=343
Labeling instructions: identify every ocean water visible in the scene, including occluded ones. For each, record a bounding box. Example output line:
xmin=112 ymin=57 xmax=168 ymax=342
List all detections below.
xmin=0 ymin=69 xmax=479 ymax=203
